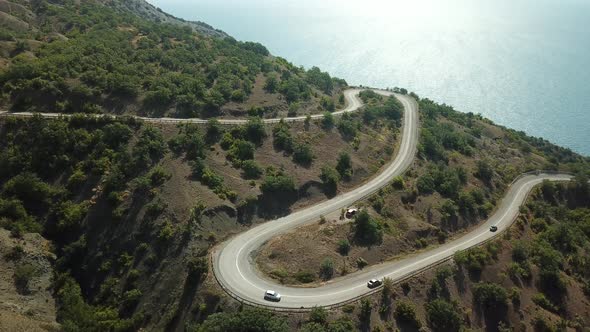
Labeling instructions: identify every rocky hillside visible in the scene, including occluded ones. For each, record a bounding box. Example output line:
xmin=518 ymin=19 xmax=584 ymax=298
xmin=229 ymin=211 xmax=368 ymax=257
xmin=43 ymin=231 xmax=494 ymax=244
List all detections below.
xmin=0 ymin=229 xmax=59 ymax=332
xmin=99 ymin=0 xmax=227 ymax=38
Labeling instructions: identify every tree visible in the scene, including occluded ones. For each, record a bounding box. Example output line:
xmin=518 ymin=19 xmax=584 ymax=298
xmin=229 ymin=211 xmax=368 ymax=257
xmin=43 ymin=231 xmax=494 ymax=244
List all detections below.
xmin=205 ymin=119 xmax=223 ymax=144
xmin=293 ymin=141 xmax=314 ymax=165
xmin=359 ymin=298 xmax=372 ymax=325
xmin=454 ymin=246 xmax=492 ymax=276
xmin=272 ymin=120 xmax=294 ymax=152
xmin=244 ymin=117 xmax=267 ymax=145
xmin=417 ymin=174 xmax=436 ymax=194
xmin=321 ymin=97 xmax=335 ymax=112
xmin=337 ymin=239 xmax=350 ymax=255
xmin=328 ymin=318 xmax=356 ymax=332
xmin=321 ymin=112 xmax=335 ymax=129
xmin=198 ymin=308 xmax=289 ymax=332
xmin=457 ymin=191 xmax=477 ymax=216
xmin=319 ymin=258 xmax=334 ymax=280
xmin=260 ymin=173 xmax=296 ymax=197
xmin=337 ymin=117 xmax=358 ymax=140
xmin=264 ymin=75 xmax=278 ymax=93
xmin=439 ymin=199 xmax=458 ymax=222
xmin=320 ymin=166 xmax=340 ymax=196
xmin=394 ymin=301 xmax=421 ymax=328
xmin=230 ymin=89 xmax=246 ymax=102
xmin=426 ymin=299 xmax=463 ymax=332
xmin=300 ymin=323 xmax=326 ymax=332
xmin=3 ymin=173 xmax=52 ymax=212
xmin=14 ymin=264 xmax=37 ymax=293
xmin=353 ymin=210 xmax=383 ymax=245
xmin=381 ymin=277 xmax=394 ymax=309
xmin=241 ymin=160 xmax=262 ymax=179
xmin=187 ymin=257 xmax=208 ymax=283
xmin=306 ymin=67 xmax=333 ymax=94
xmin=102 ymin=123 xmax=132 ymax=148
xmin=336 ymin=152 xmax=353 ymax=180
xmin=133 ymin=126 xmax=167 ymax=169
xmin=473 ymin=282 xmax=508 ymax=309
xmin=309 ymin=306 xmax=328 ymax=324
xmin=475 ymin=160 xmax=494 ymax=182
xmin=229 ymin=139 xmax=255 ymax=162
xmin=56 ymin=276 xmax=101 ymax=330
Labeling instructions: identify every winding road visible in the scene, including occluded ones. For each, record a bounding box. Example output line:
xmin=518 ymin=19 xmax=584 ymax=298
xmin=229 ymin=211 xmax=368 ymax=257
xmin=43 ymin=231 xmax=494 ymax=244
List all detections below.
xmin=0 ymin=88 xmax=573 ymax=309
xmin=211 ymin=89 xmax=573 ymax=309
xmin=0 ymin=89 xmax=363 ymax=125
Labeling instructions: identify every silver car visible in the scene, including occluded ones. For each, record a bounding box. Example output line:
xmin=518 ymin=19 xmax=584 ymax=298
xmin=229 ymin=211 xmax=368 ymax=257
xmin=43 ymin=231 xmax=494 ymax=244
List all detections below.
xmin=367 ymin=279 xmax=383 ymax=289
xmin=264 ymin=290 xmax=281 ymax=302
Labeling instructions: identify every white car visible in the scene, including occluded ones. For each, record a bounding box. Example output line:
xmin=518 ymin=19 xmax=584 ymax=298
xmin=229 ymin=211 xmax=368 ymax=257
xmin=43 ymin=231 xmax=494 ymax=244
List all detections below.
xmin=264 ymin=290 xmax=281 ymax=302
xmin=367 ymin=279 xmax=383 ymax=289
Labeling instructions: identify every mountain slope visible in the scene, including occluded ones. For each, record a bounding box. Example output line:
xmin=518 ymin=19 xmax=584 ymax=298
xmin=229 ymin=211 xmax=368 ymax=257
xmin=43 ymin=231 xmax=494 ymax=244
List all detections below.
xmin=100 ymin=0 xmax=227 ymax=38
xmin=0 ymin=1 xmax=589 ymax=332
xmin=0 ymin=0 xmax=346 ymax=118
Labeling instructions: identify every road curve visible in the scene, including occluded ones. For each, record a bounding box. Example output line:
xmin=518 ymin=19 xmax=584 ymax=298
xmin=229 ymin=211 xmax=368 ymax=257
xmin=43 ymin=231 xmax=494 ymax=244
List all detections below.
xmin=1 ymin=88 xmax=573 ymax=309
xmin=0 ymin=89 xmax=364 ymax=125
xmin=212 ymin=92 xmax=573 ymax=309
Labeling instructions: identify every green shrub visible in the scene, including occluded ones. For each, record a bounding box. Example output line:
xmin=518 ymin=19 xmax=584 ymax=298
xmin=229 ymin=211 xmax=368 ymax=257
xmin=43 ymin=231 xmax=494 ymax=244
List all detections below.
xmin=319 ymin=258 xmax=334 ymax=280
xmin=309 ymin=306 xmax=328 ymax=324
xmin=320 ymin=166 xmax=340 ymax=195
xmin=67 ymin=169 xmax=87 ymax=190
xmin=244 ymin=117 xmax=266 ymax=145
xmin=356 ymin=257 xmax=368 ymax=269
xmin=321 ymin=112 xmax=334 ymax=129
xmin=260 ymin=173 xmax=296 ymax=197
xmin=293 ymin=141 xmax=314 ymax=165
xmin=122 ymin=289 xmax=142 ymax=309
xmin=391 ymin=176 xmax=405 ymax=189
xmin=295 ymin=271 xmax=315 ymax=283
xmin=205 ymin=119 xmax=223 ymax=143
xmin=507 ymin=262 xmax=532 ymax=280
xmin=353 ymin=210 xmax=383 ymax=245
xmin=14 ymin=264 xmax=37 ymax=293
xmin=473 ymin=282 xmax=508 ymax=309
xmin=199 ymin=307 xmax=289 ymax=332
xmin=359 ymin=298 xmax=372 ymax=323
xmin=394 ymin=301 xmax=421 ymax=328
xmin=337 ymin=239 xmax=351 ymax=255
xmin=425 ymin=299 xmax=462 ymax=332
xmin=337 ymin=116 xmax=358 ymax=140
xmin=158 ymin=220 xmax=175 ymax=242
xmin=228 ymin=139 xmax=255 ymax=162
xmin=241 ymin=160 xmax=263 ymax=179
xmin=454 ymin=246 xmax=492 ymax=275
xmin=149 ymin=166 xmax=171 ymax=186
xmin=272 ymin=121 xmax=294 ymax=152
xmin=187 ymin=256 xmax=208 ymax=282
xmin=532 ymin=293 xmax=557 ymax=312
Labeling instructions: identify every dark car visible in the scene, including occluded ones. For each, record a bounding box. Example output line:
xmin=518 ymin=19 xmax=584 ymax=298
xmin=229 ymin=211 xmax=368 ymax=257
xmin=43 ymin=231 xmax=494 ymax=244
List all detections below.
xmin=489 ymin=225 xmax=498 ymax=232
xmin=345 ymin=208 xmax=358 ymax=219
xmin=367 ymin=279 xmax=382 ymax=289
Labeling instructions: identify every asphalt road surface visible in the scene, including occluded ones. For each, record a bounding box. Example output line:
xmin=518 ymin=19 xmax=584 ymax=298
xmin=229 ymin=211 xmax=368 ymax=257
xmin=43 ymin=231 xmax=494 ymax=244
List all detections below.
xmin=211 ymin=91 xmax=573 ymax=309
